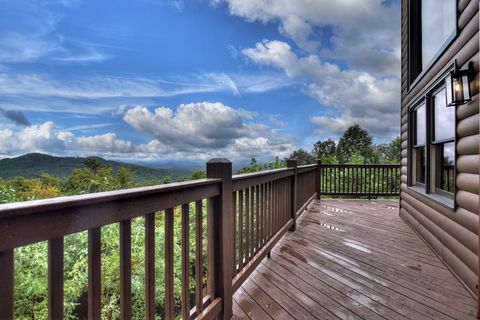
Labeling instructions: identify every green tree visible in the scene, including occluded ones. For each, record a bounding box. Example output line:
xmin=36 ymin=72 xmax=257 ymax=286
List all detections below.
xmin=336 ymin=124 xmax=374 ymax=163
xmin=191 ymin=170 xmax=206 ymax=180
xmin=288 ymin=149 xmax=314 ymax=165
xmin=312 ymin=139 xmax=337 ymax=163
xmin=117 ymin=166 xmax=133 ymax=187
xmin=238 ymin=157 xmax=286 ymax=174
xmin=375 ymin=136 xmax=401 ymax=163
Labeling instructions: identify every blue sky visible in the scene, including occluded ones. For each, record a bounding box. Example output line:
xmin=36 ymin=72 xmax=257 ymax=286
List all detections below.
xmin=0 ymin=0 xmax=401 ymax=162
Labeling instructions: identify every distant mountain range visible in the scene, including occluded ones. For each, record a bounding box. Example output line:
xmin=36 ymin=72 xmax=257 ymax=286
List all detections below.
xmin=0 ymin=153 xmax=195 ymax=181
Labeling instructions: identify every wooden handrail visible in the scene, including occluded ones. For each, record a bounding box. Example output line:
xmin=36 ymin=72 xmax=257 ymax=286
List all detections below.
xmin=0 ymin=160 xmax=322 ymax=320
xmin=319 ymin=163 xmax=401 ymax=198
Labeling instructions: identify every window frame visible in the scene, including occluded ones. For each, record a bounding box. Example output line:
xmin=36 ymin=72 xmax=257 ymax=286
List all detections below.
xmin=430 ymin=85 xmax=455 ymax=199
xmin=411 ymin=103 xmax=427 ymax=187
xmin=408 ymin=0 xmax=458 ymax=89
xmin=407 ymin=71 xmax=457 ymax=209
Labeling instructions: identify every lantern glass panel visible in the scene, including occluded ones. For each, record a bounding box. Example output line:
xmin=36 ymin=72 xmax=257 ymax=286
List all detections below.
xmin=445 ymin=72 xmax=453 ymax=105
xmin=461 ymin=74 xmax=470 ymax=101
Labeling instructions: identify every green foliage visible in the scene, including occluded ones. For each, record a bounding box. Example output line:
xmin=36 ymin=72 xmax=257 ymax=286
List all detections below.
xmin=6 ymin=160 xmax=211 ymax=320
xmin=4 ymin=127 xmax=401 ymax=319
xmin=63 ymin=161 xmax=136 ymax=195
xmin=312 ymin=139 xmax=337 ymax=163
xmin=0 ymin=184 xmax=17 ymax=203
xmin=336 ymin=124 xmax=375 ymax=163
xmin=190 ymin=170 xmax=206 ymax=180
xmin=237 ymin=157 xmax=286 ymax=174
xmin=375 ymin=136 xmax=401 ymax=163
xmin=0 ymin=153 xmax=192 ymax=182
xmin=288 ymin=148 xmax=315 ymax=165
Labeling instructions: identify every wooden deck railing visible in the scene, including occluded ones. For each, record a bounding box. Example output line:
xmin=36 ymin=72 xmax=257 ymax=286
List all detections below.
xmin=319 ymin=163 xmax=401 ymax=198
xmin=0 ymin=159 xmax=320 ymax=320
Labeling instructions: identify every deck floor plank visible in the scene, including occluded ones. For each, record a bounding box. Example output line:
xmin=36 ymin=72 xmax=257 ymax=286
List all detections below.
xmin=231 ymin=200 xmax=477 ymax=320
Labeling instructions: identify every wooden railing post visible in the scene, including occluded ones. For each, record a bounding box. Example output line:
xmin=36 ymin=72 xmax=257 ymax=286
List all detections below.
xmin=316 ymin=159 xmax=322 ymax=200
xmin=0 ymin=250 xmax=14 ymax=320
xmin=206 ymin=158 xmax=233 ymax=319
xmin=287 ymin=159 xmax=298 ymax=231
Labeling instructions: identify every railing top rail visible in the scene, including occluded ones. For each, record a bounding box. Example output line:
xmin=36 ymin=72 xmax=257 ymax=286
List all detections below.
xmin=232 ymin=167 xmax=294 ymax=181
xmin=319 ymin=163 xmax=400 ymax=168
xmin=232 ymin=167 xmax=294 ymax=191
xmin=0 ymin=178 xmax=221 ymax=220
xmin=297 ymin=164 xmax=318 ymax=169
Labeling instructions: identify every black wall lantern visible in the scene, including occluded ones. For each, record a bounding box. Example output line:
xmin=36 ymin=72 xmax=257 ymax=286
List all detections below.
xmin=445 ymin=60 xmax=473 ymax=106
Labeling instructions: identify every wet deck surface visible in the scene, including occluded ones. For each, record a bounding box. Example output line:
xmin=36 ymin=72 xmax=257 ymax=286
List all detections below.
xmin=231 ymin=199 xmax=477 ymax=320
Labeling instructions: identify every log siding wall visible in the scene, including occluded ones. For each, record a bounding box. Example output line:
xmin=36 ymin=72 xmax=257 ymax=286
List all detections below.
xmin=400 ymin=0 xmax=479 ymax=296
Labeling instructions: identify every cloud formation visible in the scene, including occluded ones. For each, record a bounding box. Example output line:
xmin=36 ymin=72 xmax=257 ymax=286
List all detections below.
xmin=212 ymin=0 xmax=400 ymax=77
xmin=0 ymin=71 xmax=292 ymax=114
xmin=213 ymin=0 xmax=401 ymax=141
xmin=0 ymin=107 xmax=31 ymax=126
xmin=123 ymin=102 xmax=294 ymax=159
xmin=0 ymin=103 xmax=294 ymax=161
xmin=0 ymin=1 xmax=111 ymax=64
xmin=242 ymin=40 xmax=400 ymax=139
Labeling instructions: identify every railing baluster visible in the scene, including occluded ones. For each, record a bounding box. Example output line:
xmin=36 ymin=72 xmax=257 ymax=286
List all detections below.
xmin=181 ymin=203 xmax=190 ymax=320
xmin=165 ymin=208 xmax=174 ymax=320
xmin=239 ymin=190 xmax=244 ymax=268
xmin=195 ymin=200 xmax=204 ymax=313
xmin=232 ymin=192 xmax=237 ymax=274
xmin=245 ymin=188 xmax=250 ymax=262
xmin=250 ymin=186 xmax=254 ymax=259
xmin=255 ymin=185 xmax=260 ymax=253
xmin=88 ymin=228 xmax=101 ymax=320
xmin=48 ymin=237 xmax=64 ymax=320
xmin=273 ymin=180 xmax=277 ymax=233
xmin=120 ymin=220 xmax=132 ymax=320
xmin=260 ymin=184 xmax=264 ymax=246
xmin=382 ymin=167 xmax=385 ymax=194
xmin=0 ymin=250 xmax=14 ymax=320
xmin=145 ymin=213 xmax=156 ymax=320
xmin=267 ymin=182 xmax=271 ymax=240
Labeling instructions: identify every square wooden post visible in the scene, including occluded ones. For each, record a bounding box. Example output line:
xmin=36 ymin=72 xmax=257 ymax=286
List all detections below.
xmin=287 ymin=159 xmax=298 ymax=231
xmin=207 ymin=158 xmax=233 ymax=319
xmin=0 ymin=250 xmax=14 ymax=320
xmin=316 ymin=159 xmax=322 ymax=200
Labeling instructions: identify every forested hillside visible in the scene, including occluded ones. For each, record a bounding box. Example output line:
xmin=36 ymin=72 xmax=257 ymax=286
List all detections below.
xmin=0 ymin=153 xmax=191 ymax=181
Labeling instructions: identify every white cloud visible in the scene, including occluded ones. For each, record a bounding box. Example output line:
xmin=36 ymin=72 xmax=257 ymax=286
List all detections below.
xmin=212 ymin=0 xmax=400 ymax=141
xmin=0 ymin=1 xmax=111 ymax=64
xmin=213 ymin=0 xmax=400 ymax=77
xmin=63 ymin=123 xmax=113 ymax=132
xmin=0 ymin=71 xmax=292 ymax=114
xmin=74 ymin=133 xmax=134 ymax=153
xmin=243 ymin=40 xmax=400 ymax=141
xmin=124 ymin=102 xmax=252 ymax=149
xmin=0 ymin=103 xmax=295 ymax=161
xmin=227 ymin=45 xmax=238 ymax=59
xmin=0 ymin=122 xmax=134 ymax=156
xmin=122 ymin=102 xmax=294 ymax=159
xmin=268 ymin=115 xmax=287 ymax=128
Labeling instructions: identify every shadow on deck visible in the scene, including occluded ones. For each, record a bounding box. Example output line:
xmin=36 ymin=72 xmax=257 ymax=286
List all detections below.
xmin=232 ymin=200 xmax=477 ymax=320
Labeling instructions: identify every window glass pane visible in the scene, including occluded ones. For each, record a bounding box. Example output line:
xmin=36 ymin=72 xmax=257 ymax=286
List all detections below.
xmin=415 ymin=104 xmax=426 ymax=145
xmin=439 ymin=142 xmax=455 ymax=193
xmin=415 ymin=147 xmax=426 ymax=184
xmin=434 ymin=87 xmax=454 ymax=141
xmin=421 ymin=0 xmax=456 ymax=68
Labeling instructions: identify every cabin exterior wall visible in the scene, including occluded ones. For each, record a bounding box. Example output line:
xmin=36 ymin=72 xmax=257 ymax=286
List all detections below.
xmin=400 ymin=0 xmax=479 ymax=295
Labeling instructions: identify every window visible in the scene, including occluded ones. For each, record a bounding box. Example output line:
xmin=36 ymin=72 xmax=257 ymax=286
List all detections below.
xmin=409 ymin=84 xmax=456 ymax=205
xmin=413 ymin=104 xmax=426 ymax=185
xmin=432 ymin=87 xmax=455 ymax=196
xmin=409 ymin=0 xmax=457 ymax=84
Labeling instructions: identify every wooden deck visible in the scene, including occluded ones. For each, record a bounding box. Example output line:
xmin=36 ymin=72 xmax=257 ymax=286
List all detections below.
xmin=231 ymin=199 xmax=477 ymax=320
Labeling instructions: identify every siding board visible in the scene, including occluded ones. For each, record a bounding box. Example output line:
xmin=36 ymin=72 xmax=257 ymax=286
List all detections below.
xmin=400 ymin=0 xmax=479 ymax=296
